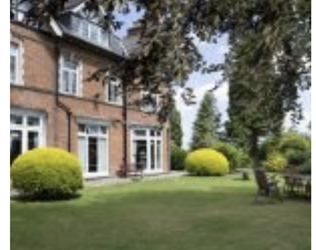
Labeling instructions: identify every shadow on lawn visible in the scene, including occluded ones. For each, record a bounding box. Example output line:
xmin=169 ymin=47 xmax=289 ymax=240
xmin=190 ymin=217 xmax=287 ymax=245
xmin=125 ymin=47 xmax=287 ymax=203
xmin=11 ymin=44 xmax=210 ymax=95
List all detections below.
xmin=11 ymin=192 xmax=83 ymax=203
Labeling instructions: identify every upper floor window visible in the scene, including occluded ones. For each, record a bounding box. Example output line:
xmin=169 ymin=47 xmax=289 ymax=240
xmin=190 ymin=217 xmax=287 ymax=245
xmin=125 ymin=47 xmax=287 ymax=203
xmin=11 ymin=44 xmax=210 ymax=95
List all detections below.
xmin=107 ymin=79 xmax=122 ymax=105
xmin=140 ymin=91 xmax=160 ymax=113
xmin=59 ymin=53 xmax=81 ymax=96
xmin=10 ymin=43 xmax=21 ymax=85
xmin=68 ymin=15 xmax=110 ymax=48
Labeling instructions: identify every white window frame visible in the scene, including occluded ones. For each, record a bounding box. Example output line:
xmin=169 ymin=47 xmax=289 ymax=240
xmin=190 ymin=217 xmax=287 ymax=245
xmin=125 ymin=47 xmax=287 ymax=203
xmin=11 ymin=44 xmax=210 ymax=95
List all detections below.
xmin=77 ymin=122 xmax=109 ymax=178
xmin=130 ymin=127 xmax=163 ymax=174
xmin=10 ymin=109 xmax=46 ymax=161
xmin=59 ymin=52 xmax=82 ymax=96
xmin=106 ymin=79 xmax=123 ymax=105
xmin=10 ymin=40 xmax=24 ymax=86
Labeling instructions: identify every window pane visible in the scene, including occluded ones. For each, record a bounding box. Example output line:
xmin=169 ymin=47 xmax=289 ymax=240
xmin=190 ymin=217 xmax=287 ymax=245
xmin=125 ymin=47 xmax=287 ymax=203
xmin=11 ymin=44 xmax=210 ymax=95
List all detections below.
xmin=10 ymin=114 xmax=23 ymax=125
xmin=78 ymin=136 xmax=87 ymax=172
xmin=78 ymin=124 xmax=86 ymax=133
xmin=134 ymin=130 xmax=146 ymax=136
xmin=98 ymin=138 xmax=107 ymax=172
xmin=87 ymin=125 xmax=99 ymax=134
xmin=101 ymin=30 xmax=109 ymax=47
xmin=10 ymin=55 xmax=17 ymax=83
xmin=150 ymin=140 xmax=155 ymax=169
xmin=90 ymin=25 xmax=99 ymax=42
xmin=10 ymin=130 xmax=22 ymax=164
xmin=100 ymin=126 xmax=107 ymax=134
xmin=157 ymin=141 xmax=162 ymax=169
xmin=71 ymin=72 xmax=78 ymax=94
xmin=80 ymin=21 xmax=89 ymax=39
xmin=28 ymin=131 xmax=39 ymax=150
xmin=27 ymin=116 xmax=40 ymax=126
xmin=62 ymin=70 xmax=70 ymax=92
xmin=88 ymin=137 xmax=98 ymax=172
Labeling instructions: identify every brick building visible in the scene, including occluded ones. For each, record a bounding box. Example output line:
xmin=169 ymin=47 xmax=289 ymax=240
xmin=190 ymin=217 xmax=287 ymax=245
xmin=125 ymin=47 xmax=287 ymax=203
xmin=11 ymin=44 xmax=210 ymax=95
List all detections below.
xmin=10 ymin=0 xmax=170 ymax=178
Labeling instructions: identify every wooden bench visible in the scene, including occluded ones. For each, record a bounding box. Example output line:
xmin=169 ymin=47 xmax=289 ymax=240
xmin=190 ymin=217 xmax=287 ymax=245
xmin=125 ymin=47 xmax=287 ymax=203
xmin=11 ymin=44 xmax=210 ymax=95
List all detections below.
xmin=117 ymin=163 xmax=144 ymax=179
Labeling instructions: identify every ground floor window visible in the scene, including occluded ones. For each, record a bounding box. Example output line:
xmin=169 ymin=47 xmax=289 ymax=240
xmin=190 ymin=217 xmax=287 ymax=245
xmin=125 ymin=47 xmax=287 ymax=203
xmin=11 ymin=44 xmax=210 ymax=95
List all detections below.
xmin=131 ymin=128 xmax=163 ymax=173
xmin=78 ymin=123 xmax=108 ymax=177
xmin=10 ymin=110 xmax=45 ymax=164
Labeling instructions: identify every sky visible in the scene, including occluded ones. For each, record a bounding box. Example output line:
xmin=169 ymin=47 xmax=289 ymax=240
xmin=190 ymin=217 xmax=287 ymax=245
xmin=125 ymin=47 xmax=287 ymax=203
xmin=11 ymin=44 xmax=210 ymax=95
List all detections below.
xmin=115 ymin=8 xmax=311 ymax=150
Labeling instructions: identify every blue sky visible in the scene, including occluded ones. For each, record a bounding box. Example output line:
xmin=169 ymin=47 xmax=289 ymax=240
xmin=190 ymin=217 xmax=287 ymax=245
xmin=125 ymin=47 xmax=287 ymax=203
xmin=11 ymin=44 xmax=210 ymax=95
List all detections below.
xmin=115 ymin=9 xmax=311 ymax=149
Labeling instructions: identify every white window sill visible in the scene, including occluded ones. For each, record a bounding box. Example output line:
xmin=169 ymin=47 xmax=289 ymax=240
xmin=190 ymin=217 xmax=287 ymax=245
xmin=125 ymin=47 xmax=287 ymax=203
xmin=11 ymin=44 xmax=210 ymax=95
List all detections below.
xmin=83 ymin=172 xmax=109 ymax=179
xmin=106 ymin=101 xmax=123 ymax=107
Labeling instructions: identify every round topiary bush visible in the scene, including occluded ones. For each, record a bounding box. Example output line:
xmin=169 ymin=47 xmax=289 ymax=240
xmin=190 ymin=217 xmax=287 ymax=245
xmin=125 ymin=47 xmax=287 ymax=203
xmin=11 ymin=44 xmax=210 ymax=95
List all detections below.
xmin=263 ymin=152 xmax=287 ymax=172
xmin=11 ymin=148 xmax=83 ymax=200
xmin=185 ymin=148 xmax=229 ymax=176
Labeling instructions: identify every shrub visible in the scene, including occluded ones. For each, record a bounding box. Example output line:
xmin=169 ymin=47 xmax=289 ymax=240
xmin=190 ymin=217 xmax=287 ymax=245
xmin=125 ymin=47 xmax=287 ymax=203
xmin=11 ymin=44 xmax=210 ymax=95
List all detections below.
xmin=279 ymin=132 xmax=309 ymax=152
xmin=298 ymin=160 xmax=311 ymax=175
xmin=263 ymin=153 xmax=287 ymax=172
xmin=212 ymin=142 xmax=250 ymax=171
xmin=259 ymin=136 xmax=280 ymax=161
xmin=11 ymin=148 xmax=83 ymax=200
xmin=185 ymin=148 xmax=229 ymax=176
xmin=284 ymin=149 xmax=307 ymax=166
xmin=171 ymin=142 xmax=187 ymax=170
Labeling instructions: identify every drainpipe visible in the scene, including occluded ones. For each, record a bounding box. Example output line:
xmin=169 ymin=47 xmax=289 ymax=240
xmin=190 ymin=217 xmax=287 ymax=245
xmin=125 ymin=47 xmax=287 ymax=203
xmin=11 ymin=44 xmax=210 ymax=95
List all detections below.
xmin=122 ymin=81 xmax=128 ymax=177
xmin=54 ymin=41 xmax=73 ymax=152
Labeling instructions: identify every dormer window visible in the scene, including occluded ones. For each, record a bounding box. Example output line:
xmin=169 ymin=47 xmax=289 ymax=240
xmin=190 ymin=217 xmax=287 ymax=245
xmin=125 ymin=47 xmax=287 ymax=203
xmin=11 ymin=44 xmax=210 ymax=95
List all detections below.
xmin=65 ymin=14 xmax=110 ymax=48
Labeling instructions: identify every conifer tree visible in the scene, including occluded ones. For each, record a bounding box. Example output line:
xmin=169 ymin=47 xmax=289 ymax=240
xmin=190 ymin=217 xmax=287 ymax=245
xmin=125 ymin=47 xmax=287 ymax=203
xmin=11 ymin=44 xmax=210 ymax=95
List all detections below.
xmin=191 ymin=92 xmax=219 ymax=150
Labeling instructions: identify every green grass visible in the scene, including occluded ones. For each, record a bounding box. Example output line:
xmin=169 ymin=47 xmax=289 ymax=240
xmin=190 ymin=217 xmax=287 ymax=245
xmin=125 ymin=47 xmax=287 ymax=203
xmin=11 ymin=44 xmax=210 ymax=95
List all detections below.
xmin=11 ymin=175 xmax=311 ymax=250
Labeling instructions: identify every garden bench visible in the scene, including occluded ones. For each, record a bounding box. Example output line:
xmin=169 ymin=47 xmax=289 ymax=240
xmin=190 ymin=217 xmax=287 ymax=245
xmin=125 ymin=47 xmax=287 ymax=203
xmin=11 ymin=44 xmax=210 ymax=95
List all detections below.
xmin=254 ymin=168 xmax=283 ymax=202
xmin=117 ymin=163 xmax=144 ymax=179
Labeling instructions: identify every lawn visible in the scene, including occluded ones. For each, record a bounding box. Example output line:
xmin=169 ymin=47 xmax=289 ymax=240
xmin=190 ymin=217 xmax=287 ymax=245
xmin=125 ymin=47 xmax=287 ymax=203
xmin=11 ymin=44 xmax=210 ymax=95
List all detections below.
xmin=11 ymin=175 xmax=311 ymax=250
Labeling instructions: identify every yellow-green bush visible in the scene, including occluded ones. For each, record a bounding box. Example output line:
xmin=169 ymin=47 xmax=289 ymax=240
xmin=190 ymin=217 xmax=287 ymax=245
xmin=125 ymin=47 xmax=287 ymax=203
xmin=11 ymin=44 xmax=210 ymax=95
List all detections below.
xmin=263 ymin=153 xmax=287 ymax=172
xmin=11 ymin=148 xmax=83 ymax=200
xmin=185 ymin=148 xmax=229 ymax=176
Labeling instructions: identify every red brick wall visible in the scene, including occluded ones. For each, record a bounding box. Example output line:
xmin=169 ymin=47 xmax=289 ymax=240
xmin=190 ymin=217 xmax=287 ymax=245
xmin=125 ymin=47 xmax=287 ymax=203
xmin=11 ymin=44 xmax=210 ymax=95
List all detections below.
xmin=10 ymin=22 xmax=170 ymax=176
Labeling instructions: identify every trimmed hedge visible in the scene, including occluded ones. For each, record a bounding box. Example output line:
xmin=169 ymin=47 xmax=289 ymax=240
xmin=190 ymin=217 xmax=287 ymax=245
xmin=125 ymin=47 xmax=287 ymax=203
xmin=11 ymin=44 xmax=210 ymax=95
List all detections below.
xmin=11 ymin=148 xmax=83 ymax=200
xmin=185 ymin=148 xmax=229 ymax=176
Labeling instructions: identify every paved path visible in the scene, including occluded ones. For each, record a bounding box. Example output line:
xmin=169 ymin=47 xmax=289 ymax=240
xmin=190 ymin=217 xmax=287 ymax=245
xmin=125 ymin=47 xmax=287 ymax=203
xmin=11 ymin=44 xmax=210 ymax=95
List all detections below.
xmin=85 ymin=171 xmax=188 ymax=187
xmin=11 ymin=171 xmax=188 ymax=198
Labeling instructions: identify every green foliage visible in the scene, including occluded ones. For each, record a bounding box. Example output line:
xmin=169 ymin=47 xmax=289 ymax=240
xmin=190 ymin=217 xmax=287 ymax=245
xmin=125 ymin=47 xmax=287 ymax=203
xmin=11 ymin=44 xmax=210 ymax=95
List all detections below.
xmin=259 ymin=136 xmax=280 ymax=161
xmin=191 ymin=92 xmax=220 ymax=150
xmin=10 ymin=148 xmax=83 ymax=200
xmin=212 ymin=142 xmax=250 ymax=171
xmin=171 ymin=142 xmax=187 ymax=170
xmin=185 ymin=148 xmax=229 ymax=176
xmin=298 ymin=159 xmax=311 ymax=175
xmin=259 ymin=131 xmax=311 ymax=170
xmin=279 ymin=132 xmax=309 ymax=153
xmin=170 ymin=104 xmax=183 ymax=147
xmin=278 ymin=132 xmax=310 ymax=166
xmin=263 ymin=153 xmax=288 ymax=172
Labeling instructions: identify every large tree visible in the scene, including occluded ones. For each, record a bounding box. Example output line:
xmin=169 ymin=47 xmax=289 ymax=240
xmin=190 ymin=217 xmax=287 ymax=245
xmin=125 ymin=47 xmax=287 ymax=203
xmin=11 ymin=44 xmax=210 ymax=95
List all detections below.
xmin=170 ymin=104 xmax=183 ymax=147
xmin=223 ymin=0 xmax=310 ymax=164
xmin=190 ymin=92 xmax=219 ymax=150
xmin=14 ymin=0 xmax=310 ymax=126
